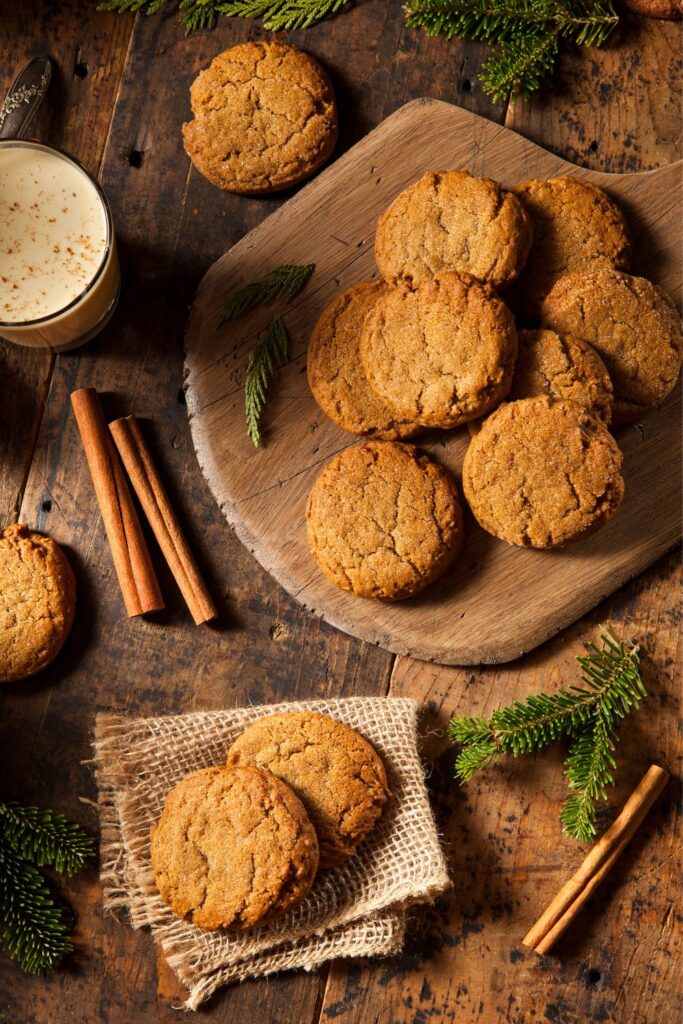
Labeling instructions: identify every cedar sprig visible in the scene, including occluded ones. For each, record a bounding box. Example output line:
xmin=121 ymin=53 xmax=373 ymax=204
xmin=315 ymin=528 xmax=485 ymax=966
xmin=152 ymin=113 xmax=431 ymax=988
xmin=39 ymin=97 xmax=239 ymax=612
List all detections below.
xmin=0 ymin=801 xmax=94 ymax=973
xmin=217 ymin=0 xmax=353 ymax=31
xmin=219 ymin=264 xmax=315 ymax=325
xmin=245 ymin=316 xmax=289 ymax=447
xmin=449 ymin=629 xmax=645 ymax=842
xmin=404 ymin=0 xmax=619 ymax=101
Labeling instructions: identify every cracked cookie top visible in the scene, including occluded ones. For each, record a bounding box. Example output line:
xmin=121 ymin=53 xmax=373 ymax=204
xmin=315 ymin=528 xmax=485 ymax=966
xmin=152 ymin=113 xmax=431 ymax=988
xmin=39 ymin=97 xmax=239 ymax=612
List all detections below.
xmin=509 ymin=328 xmax=613 ymax=425
xmin=375 ymin=169 xmax=532 ymax=288
xmin=306 ymin=441 xmax=464 ymax=600
xmin=511 ymin=176 xmax=631 ymax=319
xmin=0 ymin=523 xmax=76 ymax=683
xmin=150 ymin=765 xmax=319 ymax=931
xmin=182 ymin=41 xmax=338 ymax=194
xmin=307 ymin=279 xmax=420 ymax=439
xmin=541 ymin=268 xmax=682 ymax=424
xmin=227 ymin=711 xmax=391 ymax=868
xmin=463 ymin=396 xmax=625 ymax=549
xmin=360 ymin=271 xmax=518 ymax=429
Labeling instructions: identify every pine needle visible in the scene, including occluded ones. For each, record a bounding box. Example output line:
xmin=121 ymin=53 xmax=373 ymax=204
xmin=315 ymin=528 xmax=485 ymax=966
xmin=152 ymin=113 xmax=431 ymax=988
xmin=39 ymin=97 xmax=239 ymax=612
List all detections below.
xmin=0 ymin=803 xmax=93 ymax=973
xmin=0 ymin=804 xmax=95 ymax=877
xmin=449 ymin=629 xmax=645 ymax=840
xmin=0 ymin=843 xmax=73 ymax=973
xmin=219 ymin=264 xmax=315 ymax=325
xmin=404 ymin=0 xmax=618 ymax=101
xmin=245 ymin=316 xmax=290 ymax=447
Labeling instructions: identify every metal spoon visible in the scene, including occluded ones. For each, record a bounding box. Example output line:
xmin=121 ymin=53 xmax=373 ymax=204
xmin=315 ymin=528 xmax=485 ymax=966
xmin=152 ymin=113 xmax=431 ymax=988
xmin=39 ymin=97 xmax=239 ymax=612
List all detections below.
xmin=0 ymin=56 xmax=52 ymax=140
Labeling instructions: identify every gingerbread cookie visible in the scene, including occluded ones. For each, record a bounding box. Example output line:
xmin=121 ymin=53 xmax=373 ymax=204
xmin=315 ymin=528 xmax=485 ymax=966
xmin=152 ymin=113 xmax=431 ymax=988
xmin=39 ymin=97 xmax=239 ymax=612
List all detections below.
xmin=463 ymin=397 xmax=624 ymax=548
xmin=307 ymin=280 xmax=419 ymax=439
xmin=375 ymin=170 xmax=532 ymax=288
xmin=360 ymin=271 xmax=517 ymax=429
xmin=541 ymin=268 xmax=682 ymax=424
xmin=0 ymin=524 xmax=76 ymax=683
xmin=227 ymin=711 xmax=390 ymax=868
xmin=511 ymin=176 xmax=631 ymax=318
xmin=306 ymin=441 xmax=463 ymax=599
xmin=509 ymin=328 xmax=613 ymax=425
xmin=182 ymin=41 xmax=337 ymax=194
xmin=150 ymin=765 xmax=319 ymax=931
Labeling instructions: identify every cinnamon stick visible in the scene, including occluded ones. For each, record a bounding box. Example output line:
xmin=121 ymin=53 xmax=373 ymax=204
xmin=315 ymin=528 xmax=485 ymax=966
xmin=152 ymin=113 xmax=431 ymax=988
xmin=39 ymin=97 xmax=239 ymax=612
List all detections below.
xmin=109 ymin=416 xmax=216 ymax=625
xmin=71 ymin=389 xmax=164 ymax=618
xmin=523 ymin=764 xmax=669 ymax=954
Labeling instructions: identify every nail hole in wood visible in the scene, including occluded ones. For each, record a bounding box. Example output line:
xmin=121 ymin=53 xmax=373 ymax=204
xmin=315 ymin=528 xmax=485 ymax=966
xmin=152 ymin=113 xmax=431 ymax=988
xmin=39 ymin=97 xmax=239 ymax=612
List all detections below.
xmin=587 ymin=969 xmax=601 ymax=985
xmin=590 ymin=140 xmax=599 ymax=152
xmin=42 ymin=499 xmax=52 ymax=513
xmin=461 ymin=78 xmax=472 ymax=92
xmin=128 ymin=149 xmax=144 ymax=169
xmin=74 ymin=62 xmax=88 ymax=79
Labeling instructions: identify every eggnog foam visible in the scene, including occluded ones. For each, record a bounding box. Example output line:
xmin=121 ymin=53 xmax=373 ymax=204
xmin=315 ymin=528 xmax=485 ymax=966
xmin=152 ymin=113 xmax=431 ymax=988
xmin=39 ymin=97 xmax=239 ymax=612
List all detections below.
xmin=0 ymin=146 xmax=108 ymax=323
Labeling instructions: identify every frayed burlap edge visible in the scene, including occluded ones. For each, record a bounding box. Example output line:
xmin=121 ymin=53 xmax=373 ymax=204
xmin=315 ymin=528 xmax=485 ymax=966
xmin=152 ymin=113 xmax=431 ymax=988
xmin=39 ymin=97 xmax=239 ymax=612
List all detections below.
xmin=93 ymin=697 xmax=450 ymax=1010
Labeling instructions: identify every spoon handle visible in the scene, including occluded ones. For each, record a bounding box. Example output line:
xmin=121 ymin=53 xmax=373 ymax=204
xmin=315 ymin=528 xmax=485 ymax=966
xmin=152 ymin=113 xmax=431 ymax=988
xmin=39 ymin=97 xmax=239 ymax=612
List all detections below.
xmin=0 ymin=56 xmax=52 ymax=140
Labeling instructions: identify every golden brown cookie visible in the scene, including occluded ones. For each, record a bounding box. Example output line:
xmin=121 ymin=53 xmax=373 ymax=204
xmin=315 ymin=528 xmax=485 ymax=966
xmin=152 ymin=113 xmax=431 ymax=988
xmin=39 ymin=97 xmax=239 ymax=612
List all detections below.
xmin=360 ymin=271 xmax=517 ymax=429
xmin=511 ymin=176 xmax=631 ymax=318
xmin=463 ymin=397 xmax=624 ymax=548
xmin=541 ymin=268 xmax=682 ymax=424
xmin=621 ymin=0 xmax=681 ymax=17
xmin=509 ymin=328 xmax=613 ymax=425
xmin=306 ymin=441 xmax=463 ymax=600
xmin=0 ymin=524 xmax=76 ymax=683
xmin=150 ymin=765 xmax=319 ymax=931
xmin=227 ymin=711 xmax=390 ymax=868
xmin=182 ymin=41 xmax=338 ymax=194
xmin=375 ymin=170 xmax=532 ymax=288
xmin=307 ymin=280 xmax=419 ymax=439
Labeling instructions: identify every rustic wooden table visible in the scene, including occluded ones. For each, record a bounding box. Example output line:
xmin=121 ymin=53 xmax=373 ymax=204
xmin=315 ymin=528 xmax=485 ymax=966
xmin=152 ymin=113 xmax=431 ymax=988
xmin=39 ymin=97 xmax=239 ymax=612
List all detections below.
xmin=0 ymin=5 xmax=680 ymax=1023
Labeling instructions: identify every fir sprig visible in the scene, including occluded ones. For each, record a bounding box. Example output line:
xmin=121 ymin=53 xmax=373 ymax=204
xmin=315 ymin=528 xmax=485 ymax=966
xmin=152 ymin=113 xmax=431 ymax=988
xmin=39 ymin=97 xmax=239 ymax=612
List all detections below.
xmin=219 ymin=264 xmax=315 ymax=325
xmin=98 ymin=0 xmax=352 ymax=31
xmin=0 ymin=801 xmax=94 ymax=973
xmin=449 ymin=630 xmax=645 ymax=842
xmin=405 ymin=0 xmax=618 ymax=101
xmin=245 ymin=316 xmax=290 ymax=446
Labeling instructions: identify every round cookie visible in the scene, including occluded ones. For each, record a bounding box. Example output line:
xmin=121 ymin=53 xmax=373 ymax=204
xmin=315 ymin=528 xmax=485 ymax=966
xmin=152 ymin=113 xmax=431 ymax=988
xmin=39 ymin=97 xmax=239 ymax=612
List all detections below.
xmin=375 ymin=170 xmax=532 ymax=288
xmin=511 ymin=176 xmax=631 ymax=318
xmin=463 ymin=397 xmax=624 ymax=549
xmin=509 ymin=329 xmax=613 ymax=425
xmin=541 ymin=268 xmax=682 ymax=424
xmin=150 ymin=765 xmax=319 ymax=931
xmin=227 ymin=711 xmax=391 ymax=868
xmin=306 ymin=441 xmax=463 ymax=600
xmin=182 ymin=41 xmax=338 ymax=194
xmin=0 ymin=524 xmax=76 ymax=683
xmin=307 ymin=280 xmax=419 ymax=439
xmin=360 ymin=271 xmax=517 ymax=429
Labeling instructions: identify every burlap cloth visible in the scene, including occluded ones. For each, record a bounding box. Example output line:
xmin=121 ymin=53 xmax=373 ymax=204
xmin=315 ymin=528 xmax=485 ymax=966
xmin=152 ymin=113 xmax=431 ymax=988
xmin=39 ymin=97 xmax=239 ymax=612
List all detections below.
xmin=93 ymin=697 xmax=451 ymax=1010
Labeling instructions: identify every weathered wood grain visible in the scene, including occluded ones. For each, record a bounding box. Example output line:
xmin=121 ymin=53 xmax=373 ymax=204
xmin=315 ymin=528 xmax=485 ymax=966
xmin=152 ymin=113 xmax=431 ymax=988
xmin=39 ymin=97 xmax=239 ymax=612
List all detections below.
xmin=185 ymin=100 xmax=682 ymax=665
xmin=320 ymin=552 xmax=682 ymax=1024
xmin=0 ymin=0 xmax=134 ymax=526
xmin=0 ymin=5 xmax=680 ymax=1024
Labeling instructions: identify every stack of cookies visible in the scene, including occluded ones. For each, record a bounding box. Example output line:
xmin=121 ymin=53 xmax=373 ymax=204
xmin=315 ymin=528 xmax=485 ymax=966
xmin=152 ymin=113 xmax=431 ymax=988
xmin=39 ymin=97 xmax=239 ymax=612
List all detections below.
xmin=306 ymin=171 xmax=682 ymax=598
xmin=151 ymin=711 xmax=390 ymax=930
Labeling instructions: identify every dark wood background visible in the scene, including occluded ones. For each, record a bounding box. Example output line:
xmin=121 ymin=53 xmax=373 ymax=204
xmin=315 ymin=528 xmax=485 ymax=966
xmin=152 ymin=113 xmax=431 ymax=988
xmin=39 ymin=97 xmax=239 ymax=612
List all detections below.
xmin=0 ymin=3 xmax=680 ymax=1023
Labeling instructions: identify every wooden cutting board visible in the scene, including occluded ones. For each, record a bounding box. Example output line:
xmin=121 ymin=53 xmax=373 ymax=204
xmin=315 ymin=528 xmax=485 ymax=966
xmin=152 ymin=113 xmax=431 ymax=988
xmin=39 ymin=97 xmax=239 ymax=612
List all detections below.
xmin=184 ymin=99 xmax=682 ymax=666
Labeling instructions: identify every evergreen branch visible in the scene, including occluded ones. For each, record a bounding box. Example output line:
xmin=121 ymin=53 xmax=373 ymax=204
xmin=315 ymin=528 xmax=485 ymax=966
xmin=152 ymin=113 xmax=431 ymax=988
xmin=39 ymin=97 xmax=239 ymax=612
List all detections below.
xmin=245 ymin=316 xmax=290 ymax=447
xmin=560 ymin=712 xmax=616 ymax=841
xmin=217 ymin=0 xmax=353 ymax=30
xmin=449 ymin=630 xmax=644 ymax=840
xmin=480 ymin=32 xmax=559 ymax=103
xmin=219 ymin=264 xmax=315 ymax=325
xmin=0 ymin=842 xmax=73 ymax=973
xmin=0 ymin=803 xmax=95 ymax=877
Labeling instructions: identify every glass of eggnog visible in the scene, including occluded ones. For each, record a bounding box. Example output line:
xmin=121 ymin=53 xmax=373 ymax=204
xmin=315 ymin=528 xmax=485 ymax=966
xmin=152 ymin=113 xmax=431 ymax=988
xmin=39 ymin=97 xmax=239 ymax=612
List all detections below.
xmin=0 ymin=140 xmax=120 ymax=351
